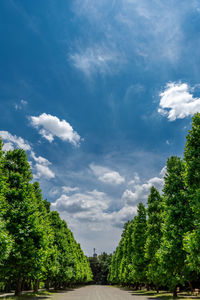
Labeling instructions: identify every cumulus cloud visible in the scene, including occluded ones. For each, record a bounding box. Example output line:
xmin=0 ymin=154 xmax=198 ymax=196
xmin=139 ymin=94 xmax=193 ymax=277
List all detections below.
xmin=34 ymin=163 xmax=55 ymax=180
xmin=51 ymin=189 xmax=108 ymax=215
xmin=158 ymin=82 xmax=200 ymax=121
xmin=30 ymin=113 xmax=81 ymax=146
xmin=0 ymin=131 xmax=31 ymax=151
xmin=128 ymin=173 xmax=140 ymax=185
xmin=122 ymin=172 xmax=164 ymax=206
xmin=90 ymin=163 xmax=125 ymax=185
xmin=110 ymin=205 xmax=138 ymax=228
xmin=31 ymin=151 xmax=55 ymax=180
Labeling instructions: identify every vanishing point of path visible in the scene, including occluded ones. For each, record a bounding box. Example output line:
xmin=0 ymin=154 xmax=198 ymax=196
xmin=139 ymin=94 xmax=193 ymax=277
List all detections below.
xmin=52 ymin=285 xmax=148 ymax=300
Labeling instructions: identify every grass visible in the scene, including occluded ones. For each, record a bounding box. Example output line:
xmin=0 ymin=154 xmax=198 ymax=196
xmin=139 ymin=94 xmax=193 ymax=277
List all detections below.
xmin=126 ymin=289 xmax=200 ymax=300
xmin=0 ymin=290 xmax=52 ymax=300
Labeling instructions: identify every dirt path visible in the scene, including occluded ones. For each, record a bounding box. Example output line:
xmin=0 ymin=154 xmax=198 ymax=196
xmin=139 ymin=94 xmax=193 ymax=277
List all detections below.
xmin=52 ymin=285 xmax=149 ymax=300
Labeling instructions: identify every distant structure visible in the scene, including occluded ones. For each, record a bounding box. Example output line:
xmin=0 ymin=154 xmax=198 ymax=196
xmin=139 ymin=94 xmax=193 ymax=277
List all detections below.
xmin=93 ymin=248 xmax=97 ymax=258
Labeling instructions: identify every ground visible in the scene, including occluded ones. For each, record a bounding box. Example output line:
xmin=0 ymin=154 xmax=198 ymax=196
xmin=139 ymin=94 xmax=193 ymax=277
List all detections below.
xmin=0 ymin=286 xmax=200 ymax=300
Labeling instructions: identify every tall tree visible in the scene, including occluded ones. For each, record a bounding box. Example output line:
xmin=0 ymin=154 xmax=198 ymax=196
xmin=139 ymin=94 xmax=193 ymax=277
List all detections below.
xmin=183 ymin=113 xmax=200 ymax=274
xmin=1 ymin=149 xmax=48 ymax=295
xmin=145 ymin=186 xmax=163 ymax=291
xmin=0 ymin=139 xmax=13 ymax=266
xmin=157 ymin=156 xmax=193 ymax=296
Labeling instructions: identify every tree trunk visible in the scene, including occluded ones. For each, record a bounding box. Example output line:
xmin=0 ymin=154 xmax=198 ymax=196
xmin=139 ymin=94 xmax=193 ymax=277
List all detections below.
xmin=15 ymin=277 xmax=22 ymax=296
xmin=173 ymin=287 xmax=177 ymax=297
xmin=5 ymin=280 xmax=11 ymax=293
xmin=45 ymin=278 xmax=50 ymax=291
xmin=188 ymin=281 xmax=194 ymax=293
xmin=33 ymin=279 xmax=39 ymax=293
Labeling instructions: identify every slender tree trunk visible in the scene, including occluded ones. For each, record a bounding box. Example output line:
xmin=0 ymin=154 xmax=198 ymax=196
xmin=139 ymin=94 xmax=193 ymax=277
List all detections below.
xmin=15 ymin=276 xmax=22 ymax=296
xmin=173 ymin=287 xmax=177 ymax=297
xmin=5 ymin=280 xmax=11 ymax=293
xmin=33 ymin=279 xmax=39 ymax=293
xmin=188 ymin=281 xmax=194 ymax=293
xmin=45 ymin=278 xmax=50 ymax=290
xmin=27 ymin=279 xmax=32 ymax=290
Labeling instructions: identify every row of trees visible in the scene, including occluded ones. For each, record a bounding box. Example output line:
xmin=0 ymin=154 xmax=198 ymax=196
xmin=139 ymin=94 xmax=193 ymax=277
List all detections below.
xmin=108 ymin=113 xmax=200 ymax=296
xmin=0 ymin=140 xmax=92 ymax=295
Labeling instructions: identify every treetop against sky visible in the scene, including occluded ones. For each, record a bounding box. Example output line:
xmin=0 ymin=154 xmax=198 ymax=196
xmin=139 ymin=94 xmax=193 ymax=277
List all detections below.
xmin=0 ymin=0 xmax=200 ymax=255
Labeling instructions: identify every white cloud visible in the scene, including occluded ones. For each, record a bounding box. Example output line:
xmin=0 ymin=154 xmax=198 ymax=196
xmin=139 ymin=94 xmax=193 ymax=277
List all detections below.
xmin=110 ymin=205 xmax=138 ymax=228
xmin=70 ymin=45 xmax=124 ymax=77
xmin=0 ymin=131 xmax=31 ymax=151
xmin=160 ymin=166 xmax=167 ymax=177
xmin=128 ymin=173 xmax=140 ymax=185
xmin=122 ymin=172 xmax=164 ymax=206
xmin=31 ymin=151 xmax=55 ymax=180
xmin=62 ymin=186 xmax=79 ymax=194
xmin=30 ymin=151 xmax=50 ymax=166
xmin=51 ymin=189 xmax=108 ymax=215
xmin=34 ymin=163 xmax=55 ymax=180
xmin=30 ymin=113 xmax=81 ymax=146
xmin=158 ymin=82 xmax=200 ymax=121
xmin=90 ymin=163 xmax=125 ymax=185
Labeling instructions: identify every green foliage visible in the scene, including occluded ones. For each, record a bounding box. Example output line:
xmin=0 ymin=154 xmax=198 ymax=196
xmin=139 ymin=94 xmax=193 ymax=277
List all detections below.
xmin=89 ymin=252 xmax=112 ymax=284
xmin=145 ymin=187 xmax=163 ymax=288
xmin=109 ymin=113 xmax=200 ymax=294
xmin=157 ymin=156 xmax=193 ymax=292
xmin=0 ymin=138 xmax=92 ymax=294
xmin=131 ymin=203 xmax=147 ymax=285
xmin=183 ymin=113 xmax=200 ymax=273
xmin=108 ymin=204 xmax=147 ymax=286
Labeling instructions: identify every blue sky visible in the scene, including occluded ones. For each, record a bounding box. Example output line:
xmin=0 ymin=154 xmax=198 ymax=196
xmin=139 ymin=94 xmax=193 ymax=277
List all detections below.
xmin=1 ymin=0 xmax=200 ymax=255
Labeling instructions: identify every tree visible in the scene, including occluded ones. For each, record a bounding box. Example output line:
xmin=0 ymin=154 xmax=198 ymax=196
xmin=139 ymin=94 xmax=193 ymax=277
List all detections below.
xmin=157 ymin=156 xmax=193 ymax=296
xmin=0 ymin=139 xmax=13 ymax=266
xmin=49 ymin=211 xmax=92 ymax=288
xmin=131 ymin=203 xmax=147 ymax=286
xmin=89 ymin=252 xmax=112 ymax=285
xmin=1 ymin=149 xmax=49 ymax=295
xmin=108 ymin=226 xmax=127 ymax=284
xmin=183 ymin=113 xmax=200 ymax=274
xmin=145 ymin=186 xmax=163 ymax=291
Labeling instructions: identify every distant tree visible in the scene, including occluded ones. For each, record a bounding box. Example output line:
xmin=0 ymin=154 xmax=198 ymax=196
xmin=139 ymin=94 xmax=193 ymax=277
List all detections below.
xmin=131 ymin=203 xmax=147 ymax=286
xmin=49 ymin=211 xmax=92 ymax=288
xmin=119 ymin=220 xmax=135 ymax=285
xmin=108 ymin=222 xmax=130 ymax=285
xmin=145 ymin=186 xmax=163 ymax=291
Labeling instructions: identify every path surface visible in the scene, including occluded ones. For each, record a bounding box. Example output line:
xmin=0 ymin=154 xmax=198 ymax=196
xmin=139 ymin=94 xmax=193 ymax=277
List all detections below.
xmin=52 ymin=285 xmax=148 ymax=300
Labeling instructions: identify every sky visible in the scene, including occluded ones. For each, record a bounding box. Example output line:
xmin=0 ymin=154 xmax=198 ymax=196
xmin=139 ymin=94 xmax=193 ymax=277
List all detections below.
xmin=1 ymin=0 xmax=200 ymax=256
